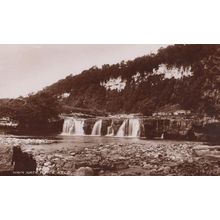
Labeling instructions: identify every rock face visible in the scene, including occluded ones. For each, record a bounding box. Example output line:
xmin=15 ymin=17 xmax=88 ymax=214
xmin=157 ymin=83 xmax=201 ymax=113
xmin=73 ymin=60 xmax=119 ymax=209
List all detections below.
xmin=83 ymin=119 xmax=96 ymax=135
xmin=142 ymin=118 xmax=194 ymax=140
xmin=100 ymin=119 xmax=111 ymax=136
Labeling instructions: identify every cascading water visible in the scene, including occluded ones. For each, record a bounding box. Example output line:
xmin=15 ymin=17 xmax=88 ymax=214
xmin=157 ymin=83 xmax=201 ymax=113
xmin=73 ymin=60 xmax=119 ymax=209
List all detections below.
xmin=62 ymin=117 xmax=85 ymax=135
xmin=129 ymin=118 xmax=141 ymax=137
xmin=61 ymin=115 xmax=142 ymax=138
xmin=91 ymin=119 xmax=102 ymax=136
xmin=106 ymin=120 xmax=114 ymax=136
xmin=116 ymin=118 xmax=141 ymax=137
xmin=116 ymin=119 xmax=128 ymax=137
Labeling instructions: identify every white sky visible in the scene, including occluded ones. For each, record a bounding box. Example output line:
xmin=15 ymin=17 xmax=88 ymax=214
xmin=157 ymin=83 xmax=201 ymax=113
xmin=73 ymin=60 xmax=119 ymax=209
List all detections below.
xmin=0 ymin=44 xmax=167 ymax=98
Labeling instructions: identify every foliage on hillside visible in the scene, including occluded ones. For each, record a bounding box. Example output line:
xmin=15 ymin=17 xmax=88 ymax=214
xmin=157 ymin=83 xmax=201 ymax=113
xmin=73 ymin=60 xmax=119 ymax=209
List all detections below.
xmin=1 ymin=44 xmax=219 ymax=119
xmin=0 ymin=92 xmax=61 ymax=131
xmin=42 ymin=44 xmax=220 ymax=115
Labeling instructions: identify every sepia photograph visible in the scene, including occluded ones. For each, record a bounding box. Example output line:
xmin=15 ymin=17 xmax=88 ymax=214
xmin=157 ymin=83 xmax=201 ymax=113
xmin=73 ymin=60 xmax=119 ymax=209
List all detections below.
xmin=0 ymin=44 xmax=220 ymax=176
xmin=1 ymin=1 xmax=220 ymax=220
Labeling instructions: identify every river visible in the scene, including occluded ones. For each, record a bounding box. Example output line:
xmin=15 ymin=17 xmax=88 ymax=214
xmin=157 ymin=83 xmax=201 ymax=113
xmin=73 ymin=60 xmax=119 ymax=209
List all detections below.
xmin=0 ymin=133 xmax=200 ymax=153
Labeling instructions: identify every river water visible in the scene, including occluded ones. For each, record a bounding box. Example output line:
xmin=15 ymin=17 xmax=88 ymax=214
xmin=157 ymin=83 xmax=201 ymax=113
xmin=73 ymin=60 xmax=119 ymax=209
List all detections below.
xmin=0 ymin=134 xmax=199 ymax=153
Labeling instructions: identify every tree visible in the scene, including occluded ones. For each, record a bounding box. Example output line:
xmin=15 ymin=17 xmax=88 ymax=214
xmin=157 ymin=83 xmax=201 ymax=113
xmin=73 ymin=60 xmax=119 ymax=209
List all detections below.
xmin=13 ymin=92 xmax=61 ymax=130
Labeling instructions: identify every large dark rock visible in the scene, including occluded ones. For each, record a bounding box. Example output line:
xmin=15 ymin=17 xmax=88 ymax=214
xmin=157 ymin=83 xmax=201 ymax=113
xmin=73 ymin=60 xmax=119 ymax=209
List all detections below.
xmin=12 ymin=146 xmax=37 ymax=175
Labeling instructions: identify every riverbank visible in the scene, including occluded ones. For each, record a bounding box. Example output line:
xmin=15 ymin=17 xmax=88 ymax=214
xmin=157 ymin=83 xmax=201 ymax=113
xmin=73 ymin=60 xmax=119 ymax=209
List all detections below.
xmin=31 ymin=142 xmax=220 ymax=176
xmin=1 ymin=136 xmax=220 ymax=175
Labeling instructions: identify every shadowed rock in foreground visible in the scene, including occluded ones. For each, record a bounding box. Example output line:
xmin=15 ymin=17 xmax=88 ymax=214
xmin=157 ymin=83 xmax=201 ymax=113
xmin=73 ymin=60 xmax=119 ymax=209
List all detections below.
xmin=11 ymin=146 xmax=37 ymax=175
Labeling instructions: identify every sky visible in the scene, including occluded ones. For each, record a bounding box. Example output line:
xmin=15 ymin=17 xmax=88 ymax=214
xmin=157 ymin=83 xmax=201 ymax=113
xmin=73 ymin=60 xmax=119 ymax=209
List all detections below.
xmin=0 ymin=44 xmax=168 ymax=98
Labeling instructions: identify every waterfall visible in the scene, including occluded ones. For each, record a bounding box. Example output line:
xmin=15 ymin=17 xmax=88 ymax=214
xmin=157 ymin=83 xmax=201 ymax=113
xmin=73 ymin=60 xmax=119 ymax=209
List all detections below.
xmin=106 ymin=121 xmax=114 ymax=136
xmin=91 ymin=119 xmax=102 ymax=136
xmin=61 ymin=115 xmax=142 ymax=138
xmin=128 ymin=118 xmax=141 ymax=137
xmin=116 ymin=119 xmax=128 ymax=137
xmin=62 ymin=117 xmax=85 ymax=135
xmin=117 ymin=118 xmax=141 ymax=137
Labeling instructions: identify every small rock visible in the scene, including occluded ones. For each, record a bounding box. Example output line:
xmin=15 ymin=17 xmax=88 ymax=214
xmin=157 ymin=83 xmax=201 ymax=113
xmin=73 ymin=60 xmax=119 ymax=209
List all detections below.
xmin=143 ymin=162 xmax=152 ymax=169
xmin=75 ymin=167 xmax=94 ymax=176
xmin=188 ymin=158 xmax=194 ymax=163
xmin=118 ymin=156 xmax=126 ymax=160
xmin=63 ymin=162 xmax=75 ymax=169
xmin=99 ymin=170 xmax=104 ymax=175
xmin=42 ymin=166 xmax=50 ymax=175
xmin=163 ymin=166 xmax=171 ymax=174
xmin=100 ymin=149 xmax=108 ymax=157
xmin=44 ymin=161 xmax=51 ymax=166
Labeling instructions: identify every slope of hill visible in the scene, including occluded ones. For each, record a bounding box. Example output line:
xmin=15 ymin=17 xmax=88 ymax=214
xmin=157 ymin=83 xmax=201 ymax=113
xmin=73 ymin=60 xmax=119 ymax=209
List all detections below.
xmin=42 ymin=44 xmax=220 ymax=116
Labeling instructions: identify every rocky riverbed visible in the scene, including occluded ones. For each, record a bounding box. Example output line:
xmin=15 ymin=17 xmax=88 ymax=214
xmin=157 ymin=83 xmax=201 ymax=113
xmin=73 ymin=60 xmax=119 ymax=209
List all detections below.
xmin=1 ymin=136 xmax=220 ymax=175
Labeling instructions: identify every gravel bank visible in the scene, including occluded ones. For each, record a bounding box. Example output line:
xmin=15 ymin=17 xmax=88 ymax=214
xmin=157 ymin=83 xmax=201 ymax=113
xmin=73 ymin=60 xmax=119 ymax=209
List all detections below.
xmin=1 ymin=136 xmax=220 ymax=175
xmin=23 ymin=142 xmax=220 ymax=176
